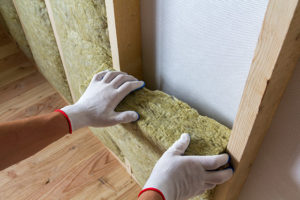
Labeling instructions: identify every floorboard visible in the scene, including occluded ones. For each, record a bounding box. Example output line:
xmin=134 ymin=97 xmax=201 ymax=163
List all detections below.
xmin=0 ymin=26 xmax=140 ymax=200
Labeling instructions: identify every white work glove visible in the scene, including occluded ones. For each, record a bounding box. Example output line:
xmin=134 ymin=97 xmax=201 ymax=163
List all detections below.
xmin=61 ymin=70 xmax=145 ymax=131
xmin=143 ymin=133 xmax=233 ymax=200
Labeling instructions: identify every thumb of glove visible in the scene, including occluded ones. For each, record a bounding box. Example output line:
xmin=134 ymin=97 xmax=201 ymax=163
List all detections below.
xmin=167 ymin=133 xmax=190 ymax=155
xmin=111 ymin=111 xmax=139 ymax=124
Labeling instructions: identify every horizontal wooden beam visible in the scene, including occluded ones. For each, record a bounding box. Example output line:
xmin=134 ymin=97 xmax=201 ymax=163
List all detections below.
xmin=214 ymin=0 xmax=300 ymax=199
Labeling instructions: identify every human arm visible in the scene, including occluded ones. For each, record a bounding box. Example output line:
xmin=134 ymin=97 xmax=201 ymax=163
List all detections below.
xmin=139 ymin=133 xmax=233 ymax=200
xmin=138 ymin=190 xmax=163 ymax=200
xmin=0 ymin=70 xmax=144 ymax=170
xmin=0 ymin=112 xmax=69 ymax=170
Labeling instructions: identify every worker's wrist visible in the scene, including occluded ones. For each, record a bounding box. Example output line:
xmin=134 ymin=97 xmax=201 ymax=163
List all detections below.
xmin=143 ymin=176 xmax=171 ymax=200
xmin=60 ymin=104 xmax=89 ymax=131
xmin=54 ymin=109 xmax=73 ymax=133
xmin=138 ymin=188 xmax=165 ymax=200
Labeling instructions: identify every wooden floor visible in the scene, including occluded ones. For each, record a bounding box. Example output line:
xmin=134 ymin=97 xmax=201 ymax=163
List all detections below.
xmin=0 ymin=29 xmax=140 ymax=199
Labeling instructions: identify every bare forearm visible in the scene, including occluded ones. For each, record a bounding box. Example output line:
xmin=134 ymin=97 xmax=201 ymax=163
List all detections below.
xmin=138 ymin=191 xmax=163 ymax=200
xmin=0 ymin=112 xmax=69 ymax=170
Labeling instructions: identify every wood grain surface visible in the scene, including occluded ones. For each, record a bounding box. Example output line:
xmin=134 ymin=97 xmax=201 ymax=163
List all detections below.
xmin=214 ymin=0 xmax=300 ymax=199
xmin=105 ymin=0 xmax=143 ymax=79
xmin=0 ymin=25 xmax=140 ymax=200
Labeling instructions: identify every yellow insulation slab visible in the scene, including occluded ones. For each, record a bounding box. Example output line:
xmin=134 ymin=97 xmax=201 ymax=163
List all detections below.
xmin=46 ymin=0 xmax=112 ymax=101
xmin=0 ymin=0 xmax=32 ymax=59
xmin=13 ymin=0 xmax=73 ymax=103
xmin=47 ymin=0 xmax=231 ymax=199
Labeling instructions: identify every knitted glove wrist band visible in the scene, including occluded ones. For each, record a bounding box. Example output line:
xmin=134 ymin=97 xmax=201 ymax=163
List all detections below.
xmin=138 ymin=187 xmax=166 ymax=200
xmin=55 ymin=109 xmax=72 ymax=134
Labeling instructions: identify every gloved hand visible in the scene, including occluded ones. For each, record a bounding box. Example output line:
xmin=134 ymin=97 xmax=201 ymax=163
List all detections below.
xmin=142 ymin=133 xmax=233 ymax=200
xmin=61 ymin=70 xmax=145 ymax=131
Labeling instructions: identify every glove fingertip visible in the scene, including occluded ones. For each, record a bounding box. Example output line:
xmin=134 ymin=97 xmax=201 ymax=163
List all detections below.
xmin=93 ymin=70 xmax=109 ymax=81
xmin=181 ymin=133 xmax=191 ymax=144
xmin=168 ymin=133 xmax=191 ymax=155
xmin=133 ymin=111 xmax=140 ymax=122
xmin=131 ymin=81 xmax=145 ymax=93
xmin=226 ymin=166 xmax=235 ymax=173
xmin=140 ymin=81 xmax=146 ymax=89
xmin=227 ymin=154 xmax=231 ymax=164
xmin=126 ymin=111 xmax=139 ymax=122
xmin=223 ymin=167 xmax=234 ymax=181
xmin=112 ymin=111 xmax=138 ymax=124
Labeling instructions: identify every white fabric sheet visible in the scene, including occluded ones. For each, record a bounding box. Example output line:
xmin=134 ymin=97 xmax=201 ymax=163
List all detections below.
xmin=140 ymin=0 xmax=269 ymax=127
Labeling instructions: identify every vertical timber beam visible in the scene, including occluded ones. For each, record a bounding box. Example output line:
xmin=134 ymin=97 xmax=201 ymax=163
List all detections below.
xmin=44 ymin=0 xmax=75 ymax=102
xmin=105 ymin=0 xmax=143 ymax=79
xmin=12 ymin=0 xmax=74 ymax=103
xmin=44 ymin=0 xmax=143 ymax=177
xmin=214 ymin=0 xmax=300 ymax=199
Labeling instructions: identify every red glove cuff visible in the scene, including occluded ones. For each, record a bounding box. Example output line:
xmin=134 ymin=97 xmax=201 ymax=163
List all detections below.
xmin=138 ymin=187 xmax=166 ymax=200
xmin=54 ymin=109 xmax=72 ymax=134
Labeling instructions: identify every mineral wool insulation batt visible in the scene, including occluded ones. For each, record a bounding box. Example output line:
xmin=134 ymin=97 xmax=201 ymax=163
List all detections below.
xmin=12 ymin=0 xmax=73 ymax=103
xmin=0 ymin=0 xmax=32 ymax=59
xmin=44 ymin=0 xmax=232 ymax=199
xmin=2 ymin=0 xmax=271 ymax=199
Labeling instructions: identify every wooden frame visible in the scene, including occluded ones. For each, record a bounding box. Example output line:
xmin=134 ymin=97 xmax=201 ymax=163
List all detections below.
xmin=45 ymin=0 xmax=142 ymax=102
xmin=12 ymin=0 xmax=74 ymax=104
xmin=214 ymin=0 xmax=300 ymax=199
xmin=39 ymin=0 xmax=300 ymax=199
xmin=43 ymin=0 xmax=75 ymax=102
xmin=44 ymin=0 xmax=143 ymax=179
xmin=105 ymin=0 xmax=143 ymax=79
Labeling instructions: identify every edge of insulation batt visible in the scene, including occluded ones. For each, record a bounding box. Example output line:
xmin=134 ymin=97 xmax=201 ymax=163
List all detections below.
xmin=46 ymin=0 xmax=231 ymax=199
xmin=46 ymin=0 xmax=113 ymax=101
xmin=0 ymin=12 xmax=11 ymax=40
xmin=12 ymin=0 xmax=73 ymax=104
xmin=0 ymin=0 xmax=33 ymax=60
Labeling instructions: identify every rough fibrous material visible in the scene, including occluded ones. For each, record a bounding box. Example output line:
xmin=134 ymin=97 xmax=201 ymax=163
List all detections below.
xmin=46 ymin=0 xmax=112 ymax=101
xmin=8 ymin=0 xmax=231 ymax=198
xmin=13 ymin=0 xmax=73 ymax=103
xmin=47 ymin=0 xmax=231 ymax=199
xmin=0 ymin=0 xmax=32 ymax=59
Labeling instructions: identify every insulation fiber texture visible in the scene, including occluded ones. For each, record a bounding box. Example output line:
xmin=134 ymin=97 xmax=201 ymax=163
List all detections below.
xmin=0 ymin=0 xmax=32 ymax=59
xmin=13 ymin=0 xmax=72 ymax=103
xmin=47 ymin=0 xmax=111 ymax=101
xmin=48 ymin=0 xmax=231 ymax=199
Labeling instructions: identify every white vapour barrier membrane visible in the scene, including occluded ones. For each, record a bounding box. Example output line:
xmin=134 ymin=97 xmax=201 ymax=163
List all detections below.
xmin=140 ymin=0 xmax=269 ymax=127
